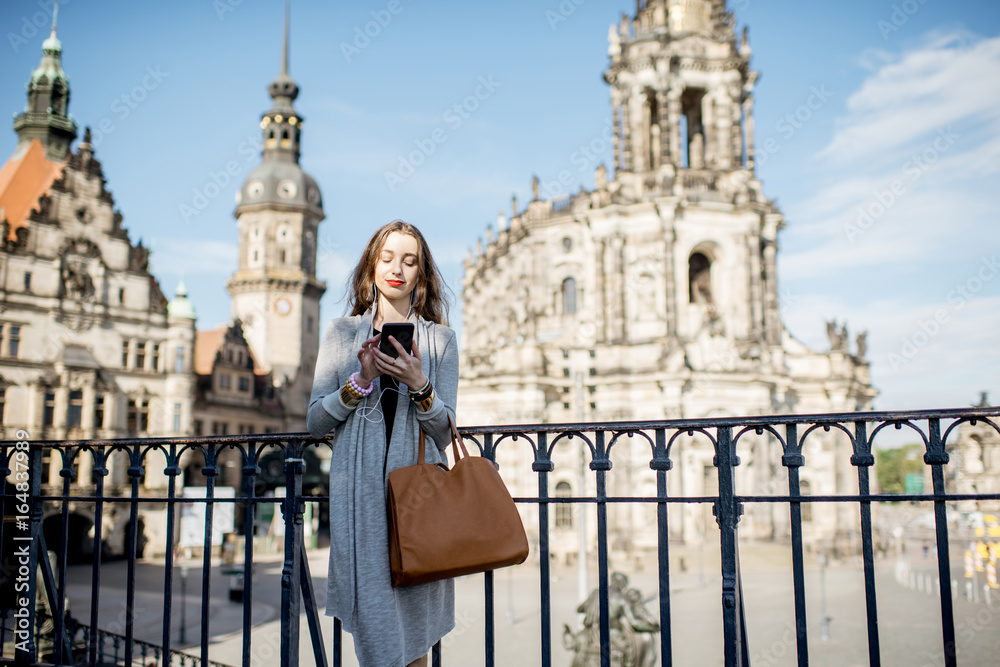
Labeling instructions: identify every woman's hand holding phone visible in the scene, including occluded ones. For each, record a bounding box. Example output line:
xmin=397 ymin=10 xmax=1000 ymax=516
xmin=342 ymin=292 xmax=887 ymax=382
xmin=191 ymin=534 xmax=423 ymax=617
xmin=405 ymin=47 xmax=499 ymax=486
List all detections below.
xmin=374 ymin=335 xmax=426 ymax=390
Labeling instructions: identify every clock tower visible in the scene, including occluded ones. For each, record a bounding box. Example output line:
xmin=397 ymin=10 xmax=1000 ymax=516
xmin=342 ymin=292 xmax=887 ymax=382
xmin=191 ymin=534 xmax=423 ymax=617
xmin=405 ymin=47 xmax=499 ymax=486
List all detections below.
xmin=227 ymin=6 xmax=325 ymax=430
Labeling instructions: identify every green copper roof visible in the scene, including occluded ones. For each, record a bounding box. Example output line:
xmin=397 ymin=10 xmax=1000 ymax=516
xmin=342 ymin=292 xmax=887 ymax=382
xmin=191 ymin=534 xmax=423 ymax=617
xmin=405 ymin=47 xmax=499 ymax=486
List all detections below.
xmin=168 ymin=279 xmax=197 ymax=320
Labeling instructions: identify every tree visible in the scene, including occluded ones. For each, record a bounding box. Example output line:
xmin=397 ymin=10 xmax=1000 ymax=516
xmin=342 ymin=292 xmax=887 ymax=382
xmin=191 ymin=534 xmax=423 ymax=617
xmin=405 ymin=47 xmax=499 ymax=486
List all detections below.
xmin=875 ymin=444 xmax=924 ymax=495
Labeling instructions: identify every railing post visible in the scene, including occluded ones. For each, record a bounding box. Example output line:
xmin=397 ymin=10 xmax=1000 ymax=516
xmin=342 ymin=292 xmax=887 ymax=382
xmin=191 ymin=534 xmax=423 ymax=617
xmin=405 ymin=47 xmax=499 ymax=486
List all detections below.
xmin=591 ymin=431 xmax=611 ymax=667
xmin=200 ymin=445 xmax=219 ymax=666
xmin=651 ymin=429 xmax=673 ymax=666
xmin=781 ymin=423 xmax=810 ymax=667
xmin=852 ymin=421 xmax=881 ymax=667
xmin=54 ymin=449 xmax=76 ymax=666
xmin=242 ymin=444 xmax=261 ymax=667
xmin=281 ymin=441 xmax=305 ymax=667
xmin=125 ymin=442 xmax=145 ymax=667
xmin=162 ymin=445 xmax=181 ymax=661
xmin=483 ymin=432 xmax=496 ymax=667
xmin=533 ymin=432 xmax=554 ymax=667
xmin=715 ymin=426 xmax=745 ymax=667
xmin=926 ymin=418 xmax=957 ymax=667
xmin=89 ymin=447 xmax=108 ymax=667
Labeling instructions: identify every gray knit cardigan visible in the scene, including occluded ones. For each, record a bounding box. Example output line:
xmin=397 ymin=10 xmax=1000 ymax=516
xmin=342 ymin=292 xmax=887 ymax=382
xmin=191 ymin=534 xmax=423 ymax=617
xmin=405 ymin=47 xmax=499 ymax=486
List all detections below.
xmin=306 ymin=309 xmax=458 ymax=666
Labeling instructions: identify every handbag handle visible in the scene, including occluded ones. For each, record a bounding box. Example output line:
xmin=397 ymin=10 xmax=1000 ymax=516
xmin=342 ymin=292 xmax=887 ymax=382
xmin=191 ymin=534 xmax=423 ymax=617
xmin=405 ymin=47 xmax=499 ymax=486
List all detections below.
xmin=418 ymin=413 xmax=469 ymax=465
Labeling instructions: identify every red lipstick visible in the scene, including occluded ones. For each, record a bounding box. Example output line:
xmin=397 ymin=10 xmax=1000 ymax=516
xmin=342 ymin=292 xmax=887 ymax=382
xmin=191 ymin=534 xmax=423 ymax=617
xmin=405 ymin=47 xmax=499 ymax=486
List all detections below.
xmin=386 ymin=280 xmax=405 ymax=287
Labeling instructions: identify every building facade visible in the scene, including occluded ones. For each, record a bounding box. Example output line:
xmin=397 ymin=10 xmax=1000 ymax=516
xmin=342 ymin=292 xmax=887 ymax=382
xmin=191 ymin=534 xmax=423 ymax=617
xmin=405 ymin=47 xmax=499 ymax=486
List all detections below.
xmin=950 ymin=393 xmax=1000 ymax=514
xmin=459 ymin=0 xmax=878 ymax=558
xmin=0 ymin=14 xmax=323 ymax=557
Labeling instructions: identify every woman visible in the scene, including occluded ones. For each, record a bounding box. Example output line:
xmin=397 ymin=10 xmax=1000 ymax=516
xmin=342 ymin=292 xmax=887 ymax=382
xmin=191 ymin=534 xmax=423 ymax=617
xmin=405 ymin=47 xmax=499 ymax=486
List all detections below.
xmin=307 ymin=220 xmax=457 ymax=667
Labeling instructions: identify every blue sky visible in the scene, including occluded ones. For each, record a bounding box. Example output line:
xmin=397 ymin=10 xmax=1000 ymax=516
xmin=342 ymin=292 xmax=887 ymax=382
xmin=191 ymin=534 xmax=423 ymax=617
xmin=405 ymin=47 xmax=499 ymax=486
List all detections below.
xmin=2 ymin=0 xmax=999 ymax=416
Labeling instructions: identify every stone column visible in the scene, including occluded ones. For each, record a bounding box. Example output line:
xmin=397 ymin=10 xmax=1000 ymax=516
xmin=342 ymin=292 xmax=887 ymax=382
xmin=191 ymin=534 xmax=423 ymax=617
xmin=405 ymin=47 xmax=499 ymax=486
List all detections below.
xmin=747 ymin=233 xmax=763 ymax=341
xmin=81 ymin=381 xmax=95 ymax=437
xmin=622 ymin=96 xmax=633 ymax=173
xmin=668 ymin=93 xmax=682 ymax=169
xmin=743 ymin=95 xmax=755 ymax=171
xmin=762 ymin=240 xmax=780 ymax=345
xmin=702 ymin=95 xmax=715 ymax=169
xmin=716 ymin=94 xmax=732 ymax=170
xmin=657 ymin=89 xmax=671 ymax=167
xmin=613 ymin=100 xmax=622 ymax=172
xmin=664 ymin=228 xmax=677 ymax=337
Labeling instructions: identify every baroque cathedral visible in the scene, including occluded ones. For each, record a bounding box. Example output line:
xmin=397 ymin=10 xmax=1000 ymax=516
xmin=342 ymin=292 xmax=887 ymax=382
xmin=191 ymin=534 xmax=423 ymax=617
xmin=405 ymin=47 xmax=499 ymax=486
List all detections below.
xmin=0 ymin=10 xmax=323 ymax=557
xmin=458 ymin=0 xmax=878 ymax=555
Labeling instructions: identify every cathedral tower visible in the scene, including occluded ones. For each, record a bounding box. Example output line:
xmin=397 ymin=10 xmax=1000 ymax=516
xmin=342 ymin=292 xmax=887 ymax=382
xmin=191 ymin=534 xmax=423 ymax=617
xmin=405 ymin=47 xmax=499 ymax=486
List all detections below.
xmin=227 ymin=5 xmax=326 ymax=430
xmin=460 ymin=0 xmax=876 ymax=552
xmin=603 ymin=0 xmax=781 ymax=347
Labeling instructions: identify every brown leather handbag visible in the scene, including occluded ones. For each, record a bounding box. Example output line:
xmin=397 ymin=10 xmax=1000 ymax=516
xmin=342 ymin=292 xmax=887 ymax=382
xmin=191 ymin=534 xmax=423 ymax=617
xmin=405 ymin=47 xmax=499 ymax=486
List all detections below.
xmin=387 ymin=416 xmax=529 ymax=587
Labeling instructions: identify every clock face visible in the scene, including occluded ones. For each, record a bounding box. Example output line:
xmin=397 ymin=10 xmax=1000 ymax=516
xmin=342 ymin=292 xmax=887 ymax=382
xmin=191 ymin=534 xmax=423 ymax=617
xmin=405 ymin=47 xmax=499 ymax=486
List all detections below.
xmin=308 ymin=187 xmax=321 ymax=206
xmin=247 ymin=181 xmax=264 ymax=199
xmin=277 ymin=180 xmax=298 ymax=199
xmin=234 ymin=189 xmax=243 ymax=205
xmin=274 ymin=297 xmax=292 ymax=316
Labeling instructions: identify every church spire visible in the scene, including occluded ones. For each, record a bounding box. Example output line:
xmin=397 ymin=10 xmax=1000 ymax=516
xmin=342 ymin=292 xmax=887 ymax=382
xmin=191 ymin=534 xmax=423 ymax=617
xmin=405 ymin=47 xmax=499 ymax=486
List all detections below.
xmin=280 ymin=0 xmax=290 ymax=77
xmin=13 ymin=0 xmax=77 ymax=161
xmin=261 ymin=0 xmax=301 ymax=163
xmin=605 ymin=0 xmax=754 ymax=196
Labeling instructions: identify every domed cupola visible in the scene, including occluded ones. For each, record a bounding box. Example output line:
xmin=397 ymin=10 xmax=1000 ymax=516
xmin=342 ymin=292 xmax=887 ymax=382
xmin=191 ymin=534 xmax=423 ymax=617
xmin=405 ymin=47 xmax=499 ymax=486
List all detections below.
xmin=235 ymin=3 xmax=323 ymax=216
xmin=13 ymin=2 xmax=77 ymax=161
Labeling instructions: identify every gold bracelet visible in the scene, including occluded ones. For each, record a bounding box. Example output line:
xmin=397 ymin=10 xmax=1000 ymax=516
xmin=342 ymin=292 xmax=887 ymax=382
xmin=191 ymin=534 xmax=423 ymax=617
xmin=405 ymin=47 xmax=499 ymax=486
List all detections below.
xmin=340 ymin=383 xmax=362 ymax=408
xmin=414 ymin=391 xmax=434 ymax=412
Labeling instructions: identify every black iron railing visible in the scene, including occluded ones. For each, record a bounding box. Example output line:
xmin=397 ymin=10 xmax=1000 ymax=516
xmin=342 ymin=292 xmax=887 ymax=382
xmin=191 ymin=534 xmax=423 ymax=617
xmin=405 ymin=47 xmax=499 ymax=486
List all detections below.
xmin=1 ymin=407 xmax=999 ymax=667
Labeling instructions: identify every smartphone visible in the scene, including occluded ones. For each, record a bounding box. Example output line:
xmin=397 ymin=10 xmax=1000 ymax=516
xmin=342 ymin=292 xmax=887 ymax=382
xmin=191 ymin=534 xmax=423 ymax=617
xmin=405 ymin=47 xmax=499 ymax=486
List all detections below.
xmin=379 ymin=323 xmax=414 ymax=359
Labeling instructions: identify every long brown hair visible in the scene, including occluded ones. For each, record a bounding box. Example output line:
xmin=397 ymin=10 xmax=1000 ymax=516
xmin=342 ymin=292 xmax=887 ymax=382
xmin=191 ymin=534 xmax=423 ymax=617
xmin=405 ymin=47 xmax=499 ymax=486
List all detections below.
xmin=347 ymin=220 xmax=450 ymax=325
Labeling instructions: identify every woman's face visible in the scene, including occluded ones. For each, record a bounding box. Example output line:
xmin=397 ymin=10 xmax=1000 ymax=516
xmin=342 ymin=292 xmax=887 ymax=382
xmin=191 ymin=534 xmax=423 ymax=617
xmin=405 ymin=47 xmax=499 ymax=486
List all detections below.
xmin=374 ymin=231 xmax=420 ymax=302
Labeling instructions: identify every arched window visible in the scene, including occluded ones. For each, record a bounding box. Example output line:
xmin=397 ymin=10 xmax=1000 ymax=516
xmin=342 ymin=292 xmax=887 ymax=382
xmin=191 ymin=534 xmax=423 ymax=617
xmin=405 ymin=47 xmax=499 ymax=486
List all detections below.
xmin=688 ymin=252 xmax=712 ymax=304
xmin=555 ymin=481 xmax=573 ymax=529
xmin=562 ymin=277 xmax=577 ymax=315
xmin=681 ymin=88 xmax=706 ymax=169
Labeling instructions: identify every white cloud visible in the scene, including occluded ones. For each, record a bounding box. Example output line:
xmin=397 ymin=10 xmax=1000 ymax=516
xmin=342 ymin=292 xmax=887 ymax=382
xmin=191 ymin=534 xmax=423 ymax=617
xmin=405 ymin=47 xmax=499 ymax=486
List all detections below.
xmin=819 ymin=32 xmax=1000 ymax=164
xmin=148 ymin=239 xmax=237 ymax=278
xmin=779 ymin=30 xmax=1000 ymax=412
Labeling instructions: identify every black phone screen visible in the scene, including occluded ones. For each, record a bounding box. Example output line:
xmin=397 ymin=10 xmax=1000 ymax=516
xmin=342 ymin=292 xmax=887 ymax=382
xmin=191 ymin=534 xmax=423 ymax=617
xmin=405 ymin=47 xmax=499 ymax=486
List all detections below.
xmin=379 ymin=323 xmax=414 ymax=359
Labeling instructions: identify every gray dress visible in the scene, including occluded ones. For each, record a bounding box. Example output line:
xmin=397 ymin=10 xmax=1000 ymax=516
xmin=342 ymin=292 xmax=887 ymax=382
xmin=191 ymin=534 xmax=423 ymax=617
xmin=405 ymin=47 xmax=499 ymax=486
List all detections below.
xmin=306 ymin=310 xmax=458 ymax=666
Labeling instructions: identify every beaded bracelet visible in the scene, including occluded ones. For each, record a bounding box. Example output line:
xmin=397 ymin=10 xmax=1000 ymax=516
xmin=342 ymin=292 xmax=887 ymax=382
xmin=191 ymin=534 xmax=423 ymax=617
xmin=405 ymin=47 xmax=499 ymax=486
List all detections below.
xmin=349 ymin=371 xmax=375 ymax=396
